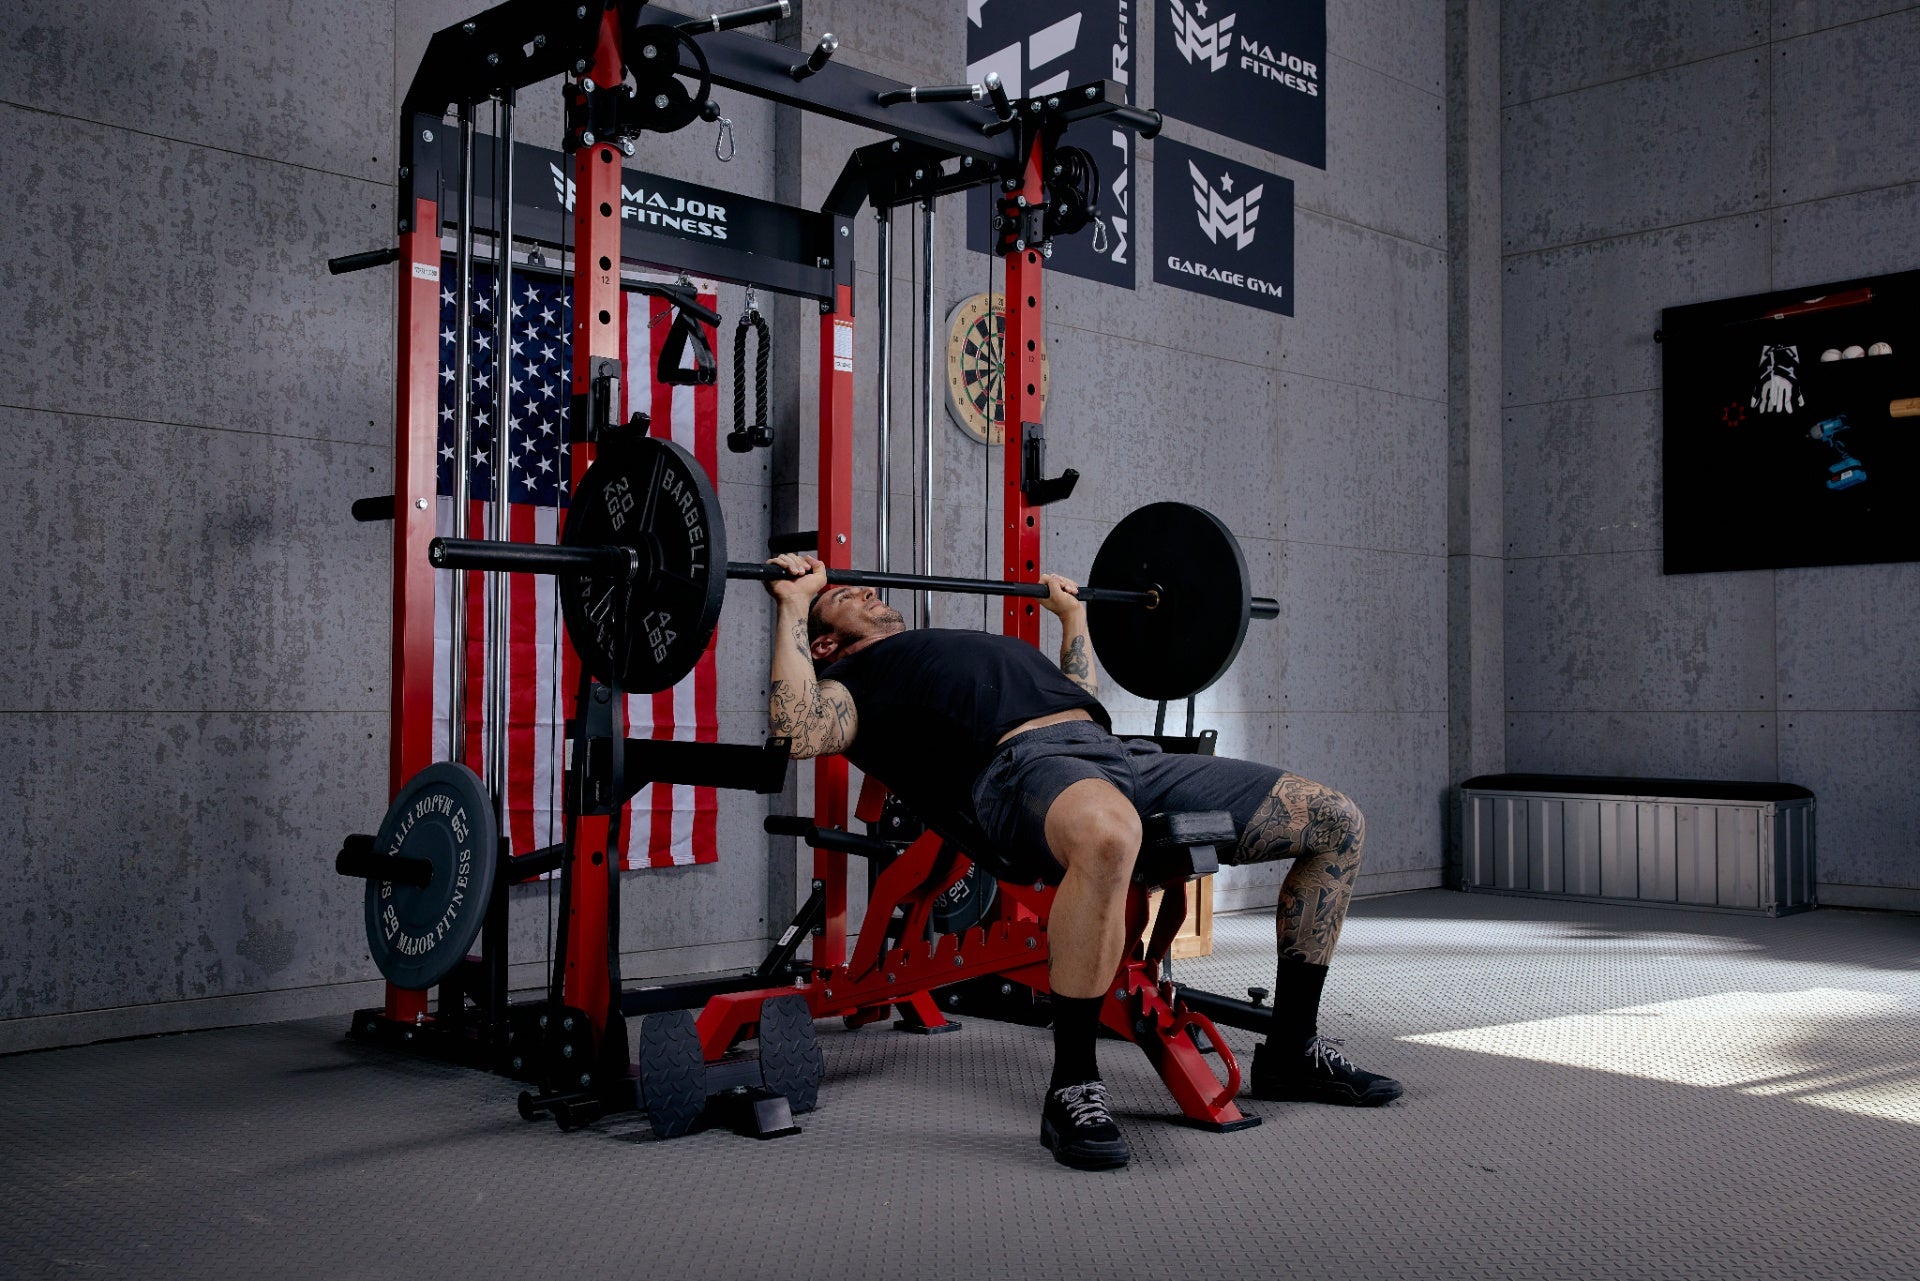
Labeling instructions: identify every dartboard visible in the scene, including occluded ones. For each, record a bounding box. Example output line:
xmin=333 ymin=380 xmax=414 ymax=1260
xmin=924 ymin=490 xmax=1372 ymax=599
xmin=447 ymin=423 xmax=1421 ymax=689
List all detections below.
xmin=945 ymin=292 xmax=1049 ymax=446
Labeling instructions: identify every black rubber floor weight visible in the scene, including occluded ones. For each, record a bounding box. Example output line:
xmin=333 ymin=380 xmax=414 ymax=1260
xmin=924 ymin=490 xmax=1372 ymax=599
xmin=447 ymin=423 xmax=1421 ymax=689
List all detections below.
xmin=638 ymin=1008 xmax=708 ymax=1139
xmin=1086 ymin=502 xmax=1253 ymax=702
xmin=364 ymin=762 xmax=498 ymax=991
xmin=560 ymin=434 xmax=728 ymax=694
xmin=756 ymin=994 xmax=824 ymax=1115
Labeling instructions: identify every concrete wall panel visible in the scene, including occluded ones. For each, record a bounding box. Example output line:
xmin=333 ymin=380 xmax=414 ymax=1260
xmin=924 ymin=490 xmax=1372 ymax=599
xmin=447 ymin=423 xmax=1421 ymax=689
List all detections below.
xmin=1773 ymin=181 xmax=1920 ymax=285
xmin=1333 ymin=0 xmax=1445 ymax=94
xmin=1501 ymin=0 xmax=1766 ymax=104
xmin=2 ymin=0 xmax=392 ymax=181
xmin=1278 ymin=377 xmax=1447 ymax=557
xmin=1310 ymin=61 xmax=1447 ymax=250
xmin=1039 ymin=329 xmax=1279 ymax=530
xmin=1277 ymin=542 xmax=1446 ymax=715
xmin=1776 ymin=562 xmax=1920 ymax=712
xmin=1778 ymin=711 xmax=1920 ymax=891
xmin=0 ymin=409 xmax=387 ymax=715
xmin=1773 ymin=0 xmax=1915 ymax=38
xmin=1504 ymin=710 xmax=1778 ymax=780
xmin=1287 ymin=212 xmax=1449 ymax=402
xmin=1503 ymin=390 xmax=1661 ymax=559
xmin=1502 ymin=52 xmax=1769 ymax=254
xmin=1505 ymin=551 xmax=1775 ymax=711
xmin=1503 ymin=217 xmax=1770 ymax=407
xmin=0 ymin=110 xmax=391 ymax=447
xmin=3 ymin=710 xmax=386 ymax=1021
xmin=1773 ymin=9 xmax=1920 ymax=205
xmin=1284 ymin=711 xmax=1448 ymax=880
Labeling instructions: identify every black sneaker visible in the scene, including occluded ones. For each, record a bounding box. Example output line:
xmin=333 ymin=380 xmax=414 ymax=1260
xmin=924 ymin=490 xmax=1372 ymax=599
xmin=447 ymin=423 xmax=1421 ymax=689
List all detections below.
xmin=1040 ymin=1080 xmax=1132 ymax=1170
xmin=1247 ymin=1036 xmax=1403 ymax=1106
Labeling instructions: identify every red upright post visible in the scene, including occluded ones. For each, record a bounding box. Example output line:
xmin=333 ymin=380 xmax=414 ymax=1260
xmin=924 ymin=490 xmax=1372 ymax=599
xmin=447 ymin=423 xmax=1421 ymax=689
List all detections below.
xmin=1000 ymin=141 xmax=1048 ymax=645
xmin=557 ymin=11 xmax=629 ymax=1034
xmin=383 ymin=196 xmax=443 ymax=1025
xmin=813 ymin=284 xmax=856 ymax=966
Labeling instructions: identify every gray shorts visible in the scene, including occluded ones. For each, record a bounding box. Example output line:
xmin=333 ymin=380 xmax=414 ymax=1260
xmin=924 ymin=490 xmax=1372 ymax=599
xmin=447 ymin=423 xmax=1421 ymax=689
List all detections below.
xmin=968 ymin=720 xmax=1285 ymax=884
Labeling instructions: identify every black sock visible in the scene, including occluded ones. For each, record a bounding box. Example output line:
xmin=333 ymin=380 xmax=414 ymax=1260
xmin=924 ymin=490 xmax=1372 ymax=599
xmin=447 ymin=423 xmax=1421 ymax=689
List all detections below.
xmin=1049 ymin=994 xmax=1103 ymax=1091
xmin=1271 ymin=957 xmax=1329 ymax=1053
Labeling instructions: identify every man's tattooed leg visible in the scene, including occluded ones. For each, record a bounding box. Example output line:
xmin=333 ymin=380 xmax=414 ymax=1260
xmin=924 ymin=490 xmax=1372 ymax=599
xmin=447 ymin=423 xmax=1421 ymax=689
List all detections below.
xmin=1236 ymin=774 xmax=1365 ymax=966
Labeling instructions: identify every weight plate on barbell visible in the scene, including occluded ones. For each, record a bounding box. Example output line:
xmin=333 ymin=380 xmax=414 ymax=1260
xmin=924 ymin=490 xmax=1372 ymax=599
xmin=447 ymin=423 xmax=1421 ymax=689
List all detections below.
xmin=560 ymin=434 xmax=728 ymax=694
xmin=1086 ymin=502 xmax=1253 ymax=702
xmin=364 ymin=761 xmax=498 ymax=991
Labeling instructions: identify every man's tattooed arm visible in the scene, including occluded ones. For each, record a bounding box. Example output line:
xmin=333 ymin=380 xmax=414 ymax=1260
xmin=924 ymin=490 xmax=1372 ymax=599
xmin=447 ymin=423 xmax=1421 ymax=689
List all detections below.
xmin=1059 ymin=627 xmax=1097 ymax=697
xmin=767 ymin=615 xmax=857 ymax=758
xmin=768 ymin=678 xmax=857 ymax=757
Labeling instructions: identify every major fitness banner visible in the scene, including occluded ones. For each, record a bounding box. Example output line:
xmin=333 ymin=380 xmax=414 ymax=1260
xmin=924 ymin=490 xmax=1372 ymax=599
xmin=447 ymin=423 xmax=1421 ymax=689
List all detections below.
xmin=1153 ymin=137 xmax=1293 ymax=315
xmin=966 ymin=0 xmax=1137 ymax=289
xmin=1156 ymin=0 xmax=1326 ymax=168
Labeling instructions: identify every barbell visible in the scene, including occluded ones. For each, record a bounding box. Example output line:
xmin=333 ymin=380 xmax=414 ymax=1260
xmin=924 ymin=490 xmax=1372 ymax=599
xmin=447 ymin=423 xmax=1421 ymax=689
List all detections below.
xmin=430 ymin=434 xmax=1277 ymax=702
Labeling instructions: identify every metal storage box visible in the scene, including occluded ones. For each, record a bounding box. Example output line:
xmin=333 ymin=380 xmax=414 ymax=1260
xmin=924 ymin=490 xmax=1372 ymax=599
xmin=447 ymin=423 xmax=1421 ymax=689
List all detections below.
xmin=1459 ymin=774 xmax=1815 ymax=916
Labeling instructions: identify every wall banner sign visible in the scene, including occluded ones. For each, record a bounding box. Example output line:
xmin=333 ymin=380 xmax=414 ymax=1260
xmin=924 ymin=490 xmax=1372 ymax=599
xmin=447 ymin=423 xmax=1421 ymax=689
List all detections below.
xmin=965 ymin=0 xmax=1137 ymax=289
xmin=1155 ymin=0 xmax=1326 ymax=168
xmin=1153 ymin=137 xmax=1293 ymax=316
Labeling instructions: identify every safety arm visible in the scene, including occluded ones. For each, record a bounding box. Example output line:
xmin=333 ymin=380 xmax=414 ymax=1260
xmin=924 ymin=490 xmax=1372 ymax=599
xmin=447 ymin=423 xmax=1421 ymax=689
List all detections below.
xmin=768 ymin=599 xmax=858 ymax=759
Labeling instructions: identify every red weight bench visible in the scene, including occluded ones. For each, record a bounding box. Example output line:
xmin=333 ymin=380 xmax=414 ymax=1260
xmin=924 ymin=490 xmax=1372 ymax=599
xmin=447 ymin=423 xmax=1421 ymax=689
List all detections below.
xmin=695 ymin=797 xmax=1261 ymax=1133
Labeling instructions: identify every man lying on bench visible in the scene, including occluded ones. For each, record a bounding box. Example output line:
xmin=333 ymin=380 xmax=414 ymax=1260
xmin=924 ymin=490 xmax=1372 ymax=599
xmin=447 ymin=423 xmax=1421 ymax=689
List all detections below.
xmin=764 ymin=554 xmax=1401 ymax=1171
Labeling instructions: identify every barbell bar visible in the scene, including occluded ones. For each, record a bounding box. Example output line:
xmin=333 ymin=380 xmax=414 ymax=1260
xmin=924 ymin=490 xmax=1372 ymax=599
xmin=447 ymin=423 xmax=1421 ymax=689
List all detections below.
xmin=432 ymin=543 xmax=1280 ymax=620
xmin=428 ymin=434 xmax=1274 ymax=701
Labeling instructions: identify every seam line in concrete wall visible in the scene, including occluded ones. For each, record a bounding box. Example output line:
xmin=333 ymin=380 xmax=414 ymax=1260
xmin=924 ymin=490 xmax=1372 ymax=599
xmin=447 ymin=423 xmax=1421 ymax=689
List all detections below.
xmin=1296 ymin=203 xmax=1448 ymax=255
xmin=1506 ymin=178 xmax=1920 ymax=261
xmin=1768 ymin=176 xmax=1920 ymax=219
xmin=1503 ymin=705 xmax=1822 ymax=715
xmin=1500 ymin=208 xmax=1772 ymax=261
xmin=1776 ymin=4 xmax=1920 ymax=41
xmin=1503 ymin=387 xmax=1658 ymax=414
xmin=1271 ymin=366 xmax=1450 ymax=409
xmin=1501 ymin=40 xmax=1771 ymax=112
xmin=1325 ymin=50 xmax=1442 ymax=102
xmin=1503 ymin=547 xmax=1662 ymax=565
xmin=0 ymin=97 xmax=393 ymax=190
xmin=1279 ymin=708 xmax=1449 ymax=716
xmin=1277 ymin=537 xmax=1447 ymax=560
xmin=0 ymin=401 xmax=394 ymax=452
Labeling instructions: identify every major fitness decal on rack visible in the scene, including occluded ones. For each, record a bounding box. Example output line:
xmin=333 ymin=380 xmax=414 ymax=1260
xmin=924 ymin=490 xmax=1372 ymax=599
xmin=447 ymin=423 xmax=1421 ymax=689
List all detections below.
xmin=966 ymin=0 xmax=1137 ymax=288
xmin=1156 ymin=0 xmax=1325 ymax=168
xmin=457 ymin=136 xmax=817 ymax=265
xmin=1153 ymin=137 xmax=1293 ymax=317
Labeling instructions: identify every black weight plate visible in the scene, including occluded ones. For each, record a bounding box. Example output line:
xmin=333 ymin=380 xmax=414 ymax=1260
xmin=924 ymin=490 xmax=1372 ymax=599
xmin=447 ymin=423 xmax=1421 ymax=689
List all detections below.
xmin=560 ymin=435 xmax=727 ymax=693
xmin=930 ymin=860 xmax=997 ymax=936
xmin=364 ymin=761 xmax=498 ymax=991
xmin=1086 ymin=502 xmax=1253 ymax=702
xmin=639 ymin=1008 xmax=709 ymax=1139
xmin=757 ymin=994 xmax=824 ymax=1115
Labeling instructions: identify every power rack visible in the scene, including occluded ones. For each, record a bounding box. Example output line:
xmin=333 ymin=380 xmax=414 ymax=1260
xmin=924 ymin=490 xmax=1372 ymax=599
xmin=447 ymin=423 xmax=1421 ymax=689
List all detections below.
xmin=336 ymin=0 xmax=1281 ymax=1136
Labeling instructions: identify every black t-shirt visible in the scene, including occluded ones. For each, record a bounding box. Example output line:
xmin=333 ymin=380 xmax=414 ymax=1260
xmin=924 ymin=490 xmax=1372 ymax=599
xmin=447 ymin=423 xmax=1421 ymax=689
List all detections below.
xmin=820 ymin=628 xmax=1110 ymax=829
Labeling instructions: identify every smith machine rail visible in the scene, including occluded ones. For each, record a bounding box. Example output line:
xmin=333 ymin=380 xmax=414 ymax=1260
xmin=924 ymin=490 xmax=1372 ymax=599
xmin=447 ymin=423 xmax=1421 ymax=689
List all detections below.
xmin=333 ymin=0 xmax=1281 ymax=1137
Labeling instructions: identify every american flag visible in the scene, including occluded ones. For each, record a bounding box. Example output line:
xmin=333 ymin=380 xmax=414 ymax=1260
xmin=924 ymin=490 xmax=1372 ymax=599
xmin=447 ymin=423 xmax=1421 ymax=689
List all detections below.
xmin=430 ymin=258 xmax=722 ymax=869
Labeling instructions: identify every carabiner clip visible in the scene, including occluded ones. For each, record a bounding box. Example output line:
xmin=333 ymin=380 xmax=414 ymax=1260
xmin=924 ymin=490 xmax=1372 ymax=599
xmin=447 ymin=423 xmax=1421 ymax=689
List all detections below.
xmin=715 ymin=115 xmax=735 ymax=162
